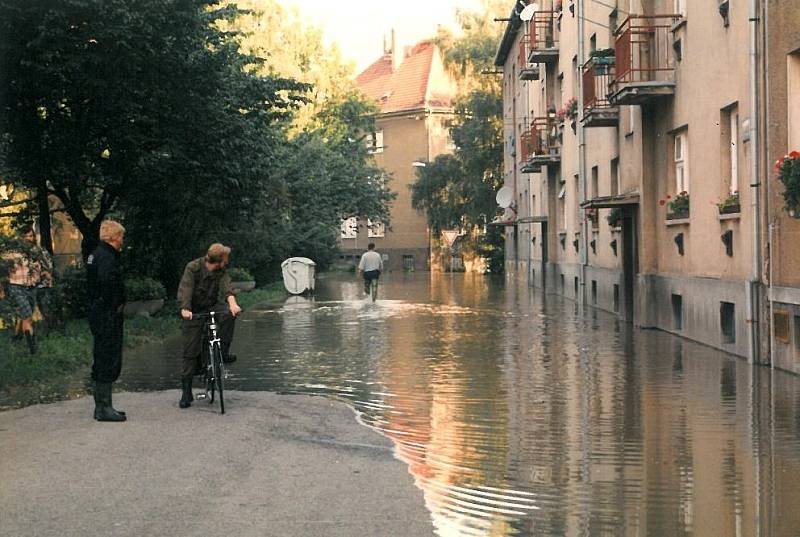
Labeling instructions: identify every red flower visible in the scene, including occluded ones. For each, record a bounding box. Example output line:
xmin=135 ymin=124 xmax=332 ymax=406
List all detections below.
xmin=659 ymin=199 xmax=666 ymax=206
xmin=666 ymin=194 xmax=672 ymax=199
xmin=790 ymin=150 xmax=800 ymax=159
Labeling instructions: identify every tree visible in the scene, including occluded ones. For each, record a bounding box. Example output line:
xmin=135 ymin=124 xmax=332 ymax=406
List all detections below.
xmin=276 ymin=94 xmax=395 ymax=270
xmin=0 ymin=0 xmax=307 ymax=269
xmin=413 ymin=0 xmax=506 ymax=271
xmin=411 ymin=90 xmax=503 ymax=232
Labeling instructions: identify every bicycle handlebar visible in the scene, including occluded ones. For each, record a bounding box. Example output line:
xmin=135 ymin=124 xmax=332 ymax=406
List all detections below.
xmin=189 ymin=308 xmax=233 ymax=321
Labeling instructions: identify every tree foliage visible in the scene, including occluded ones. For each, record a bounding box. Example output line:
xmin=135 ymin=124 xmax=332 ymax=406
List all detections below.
xmin=0 ymin=0 xmax=393 ymax=289
xmin=414 ymin=1 xmax=506 ymax=271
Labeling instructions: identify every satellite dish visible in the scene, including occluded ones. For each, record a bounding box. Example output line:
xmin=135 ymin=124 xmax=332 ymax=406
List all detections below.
xmin=496 ymin=186 xmax=513 ymax=208
xmin=519 ymin=3 xmax=539 ymax=21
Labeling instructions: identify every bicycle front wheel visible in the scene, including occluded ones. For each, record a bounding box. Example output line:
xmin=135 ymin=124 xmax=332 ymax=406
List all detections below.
xmin=212 ymin=344 xmax=225 ymax=414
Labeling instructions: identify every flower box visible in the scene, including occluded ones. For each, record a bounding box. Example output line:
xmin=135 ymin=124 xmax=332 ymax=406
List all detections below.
xmin=718 ymin=203 xmax=741 ymax=215
xmin=666 ymin=210 xmax=690 ymax=220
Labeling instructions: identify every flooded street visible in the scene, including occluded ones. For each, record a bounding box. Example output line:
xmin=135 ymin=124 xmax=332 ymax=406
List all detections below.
xmin=120 ymin=273 xmax=800 ymax=536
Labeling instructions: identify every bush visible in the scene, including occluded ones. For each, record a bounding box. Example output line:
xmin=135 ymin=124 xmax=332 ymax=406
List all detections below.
xmin=50 ymin=266 xmax=89 ymax=321
xmin=227 ymin=267 xmax=255 ymax=282
xmin=124 ymin=276 xmax=166 ymax=301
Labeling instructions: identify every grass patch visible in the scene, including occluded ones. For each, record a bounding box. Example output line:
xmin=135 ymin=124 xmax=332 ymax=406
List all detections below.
xmin=0 ymin=283 xmax=287 ymax=405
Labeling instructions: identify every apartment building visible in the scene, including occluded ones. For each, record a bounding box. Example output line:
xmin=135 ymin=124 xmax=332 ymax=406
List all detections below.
xmin=341 ymin=38 xmax=456 ymax=272
xmin=766 ymin=1 xmax=800 ymax=373
xmin=495 ymin=0 xmax=795 ymax=368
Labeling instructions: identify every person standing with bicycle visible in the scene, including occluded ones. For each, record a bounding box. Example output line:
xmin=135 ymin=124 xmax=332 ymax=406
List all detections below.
xmin=177 ymin=243 xmax=241 ymax=409
xmin=357 ymin=243 xmax=383 ymax=296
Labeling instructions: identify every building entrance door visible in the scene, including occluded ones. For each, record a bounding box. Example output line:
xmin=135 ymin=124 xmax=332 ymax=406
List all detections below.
xmin=540 ymin=222 xmax=548 ymax=289
xmin=621 ymin=208 xmax=638 ymax=321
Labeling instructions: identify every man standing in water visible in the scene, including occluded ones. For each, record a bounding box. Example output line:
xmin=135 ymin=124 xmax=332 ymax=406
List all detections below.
xmin=357 ymin=243 xmax=383 ymax=296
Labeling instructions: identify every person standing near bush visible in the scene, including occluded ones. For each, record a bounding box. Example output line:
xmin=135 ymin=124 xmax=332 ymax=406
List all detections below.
xmin=176 ymin=243 xmax=242 ymax=409
xmin=86 ymin=220 xmax=127 ymax=422
xmin=3 ymin=225 xmax=51 ymax=354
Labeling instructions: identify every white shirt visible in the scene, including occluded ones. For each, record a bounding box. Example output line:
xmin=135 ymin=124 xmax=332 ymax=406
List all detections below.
xmin=358 ymin=250 xmax=383 ymax=272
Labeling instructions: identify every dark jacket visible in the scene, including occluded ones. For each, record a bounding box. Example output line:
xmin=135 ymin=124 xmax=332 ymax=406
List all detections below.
xmin=87 ymin=241 xmax=125 ymax=314
xmin=176 ymin=257 xmax=233 ymax=312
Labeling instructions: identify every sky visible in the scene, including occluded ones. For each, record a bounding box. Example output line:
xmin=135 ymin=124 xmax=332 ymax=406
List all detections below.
xmin=280 ymin=0 xmax=484 ymax=72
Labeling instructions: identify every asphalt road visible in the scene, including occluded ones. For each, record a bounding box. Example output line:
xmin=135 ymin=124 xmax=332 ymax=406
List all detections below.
xmin=0 ymin=391 xmax=434 ymax=537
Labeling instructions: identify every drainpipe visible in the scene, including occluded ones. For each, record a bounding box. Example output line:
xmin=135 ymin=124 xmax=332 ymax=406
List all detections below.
xmin=577 ymin=0 xmax=588 ymax=303
xmin=747 ymin=0 xmax=762 ymax=365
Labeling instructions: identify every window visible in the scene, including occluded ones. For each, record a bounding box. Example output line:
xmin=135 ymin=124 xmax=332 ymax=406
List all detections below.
xmin=367 ymin=219 xmax=385 ymax=238
xmin=560 ymin=274 xmax=565 ymax=293
xmin=591 ymin=280 xmax=597 ymax=305
xmin=721 ymin=105 xmax=739 ymax=194
xmin=789 ymin=53 xmax=800 ymax=150
xmin=672 ymin=294 xmax=683 ymax=330
xmin=613 ymin=284 xmax=620 ymax=313
xmin=610 ymin=158 xmax=619 ymax=196
xmin=720 ymin=302 xmax=736 ymax=344
xmin=574 ymin=276 xmax=579 ymax=298
xmin=774 ymin=311 xmax=790 ymax=343
xmin=403 ymin=254 xmax=414 ymax=270
xmin=609 ymin=9 xmax=619 ymax=43
xmin=794 ymin=316 xmax=800 ymax=356
xmin=591 ymin=165 xmax=599 ymax=199
xmin=558 ymin=182 xmax=567 ymax=231
xmin=674 ymin=132 xmax=689 ymax=193
xmin=366 ymin=130 xmax=384 ymax=154
xmin=340 ymin=217 xmax=358 ymax=239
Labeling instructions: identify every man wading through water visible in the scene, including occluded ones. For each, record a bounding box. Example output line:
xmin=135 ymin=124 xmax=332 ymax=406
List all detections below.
xmin=357 ymin=243 xmax=383 ymax=296
xmin=177 ymin=243 xmax=241 ymax=409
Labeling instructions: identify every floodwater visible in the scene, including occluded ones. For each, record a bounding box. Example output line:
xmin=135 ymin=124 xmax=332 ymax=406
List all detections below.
xmin=120 ymin=273 xmax=800 ymax=536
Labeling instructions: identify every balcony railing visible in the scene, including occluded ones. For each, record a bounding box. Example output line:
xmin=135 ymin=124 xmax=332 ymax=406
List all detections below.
xmin=527 ymin=11 xmax=559 ymax=64
xmin=582 ymin=55 xmax=618 ymax=127
xmin=518 ymin=35 xmax=539 ymax=80
xmin=520 ymin=117 xmax=560 ymax=173
xmin=519 ymin=126 xmax=535 ymax=163
xmin=609 ymin=15 xmax=681 ymax=105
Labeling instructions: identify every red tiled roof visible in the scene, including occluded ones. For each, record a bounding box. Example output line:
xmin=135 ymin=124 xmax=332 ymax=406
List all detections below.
xmin=355 ymin=41 xmax=452 ymax=114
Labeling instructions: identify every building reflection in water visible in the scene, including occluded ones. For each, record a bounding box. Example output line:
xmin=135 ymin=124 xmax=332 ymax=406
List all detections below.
xmin=115 ymin=273 xmax=800 ymax=536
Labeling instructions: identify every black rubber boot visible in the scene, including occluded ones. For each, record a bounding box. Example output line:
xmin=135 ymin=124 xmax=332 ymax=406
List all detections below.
xmin=94 ymin=382 xmax=126 ymax=422
xmin=107 ymin=386 xmax=126 ymax=417
xmin=25 ymin=332 xmax=37 ymax=355
xmin=179 ymin=376 xmax=193 ymax=409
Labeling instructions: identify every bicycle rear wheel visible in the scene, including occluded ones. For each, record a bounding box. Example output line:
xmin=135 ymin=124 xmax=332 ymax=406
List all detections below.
xmin=212 ymin=344 xmax=225 ymax=414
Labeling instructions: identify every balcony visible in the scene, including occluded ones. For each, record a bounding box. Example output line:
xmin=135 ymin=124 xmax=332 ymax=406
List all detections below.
xmin=608 ymin=15 xmax=682 ymax=106
xmin=520 ymin=117 xmax=560 ymax=173
xmin=527 ymin=11 xmax=559 ymax=65
xmin=582 ymin=54 xmax=618 ymax=127
xmin=518 ymin=35 xmax=540 ymax=81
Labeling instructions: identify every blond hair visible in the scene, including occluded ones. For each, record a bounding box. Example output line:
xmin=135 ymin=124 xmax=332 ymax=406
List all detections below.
xmin=99 ymin=220 xmax=126 ymax=242
xmin=205 ymin=243 xmax=231 ymax=263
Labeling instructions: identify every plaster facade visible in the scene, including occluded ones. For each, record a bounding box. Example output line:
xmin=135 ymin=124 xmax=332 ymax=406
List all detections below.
xmin=496 ymin=0 xmax=789 ymax=366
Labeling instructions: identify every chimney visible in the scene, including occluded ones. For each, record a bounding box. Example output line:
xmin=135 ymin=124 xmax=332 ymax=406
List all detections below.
xmin=391 ymin=29 xmax=403 ymax=72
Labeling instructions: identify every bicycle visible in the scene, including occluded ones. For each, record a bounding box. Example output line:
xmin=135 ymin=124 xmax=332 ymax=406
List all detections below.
xmin=192 ymin=310 xmax=229 ymax=414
